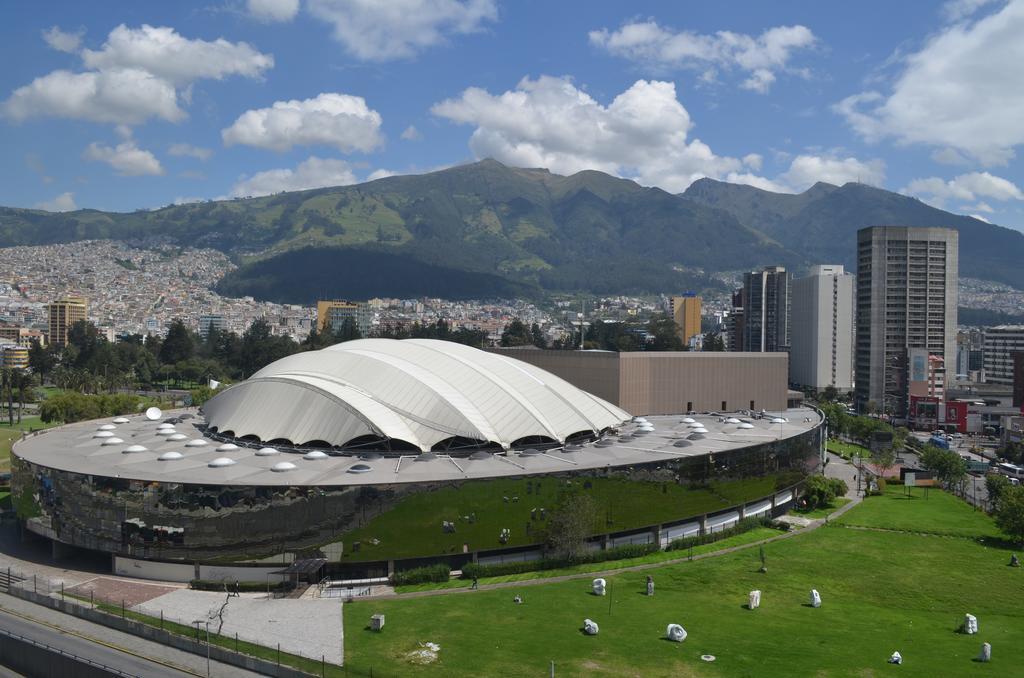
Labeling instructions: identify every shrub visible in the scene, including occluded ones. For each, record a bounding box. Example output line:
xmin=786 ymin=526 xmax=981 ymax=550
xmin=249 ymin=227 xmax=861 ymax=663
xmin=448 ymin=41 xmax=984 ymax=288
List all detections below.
xmin=390 ymin=563 xmax=451 ymax=586
xmin=460 ymin=543 xmax=659 ymax=580
xmin=665 ymin=516 xmax=777 ymax=552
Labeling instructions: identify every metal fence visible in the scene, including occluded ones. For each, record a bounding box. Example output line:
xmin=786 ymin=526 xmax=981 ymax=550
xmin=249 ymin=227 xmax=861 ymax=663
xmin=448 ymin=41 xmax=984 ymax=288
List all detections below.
xmin=0 ymin=566 xmax=338 ymax=677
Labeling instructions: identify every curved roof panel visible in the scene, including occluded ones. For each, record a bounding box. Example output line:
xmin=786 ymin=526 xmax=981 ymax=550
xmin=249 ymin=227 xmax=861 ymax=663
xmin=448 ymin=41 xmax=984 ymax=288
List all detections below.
xmin=203 ymin=339 xmax=630 ymax=451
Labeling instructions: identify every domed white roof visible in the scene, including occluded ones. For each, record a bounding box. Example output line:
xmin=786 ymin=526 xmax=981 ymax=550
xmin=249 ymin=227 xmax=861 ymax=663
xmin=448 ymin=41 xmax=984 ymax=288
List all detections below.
xmin=185 ymin=439 xmax=208 ymax=447
xmin=209 ymin=457 xmax=237 ymax=468
xmin=112 ymin=417 xmax=130 ymax=424
xmin=304 ymin=450 xmax=328 ymax=460
xmin=159 ymin=451 xmax=184 ymax=461
xmin=271 ymin=461 xmax=297 ymax=472
xmin=123 ymin=445 xmax=147 ymax=453
xmin=203 ymin=338 xmax=630 ymax=452
xmin=167 ymin=433 xmax=187 ymax=441
xmin=255 ymin=447 xmax=280 ymax=456
xmin=93 ymin=431 xmax=115 ymax=438
xmin=101 ymin=437 xmax=125 ymax=446
xmin=216 ymin=443 xmax=239 ymax=452
xmin=97 ymin=424 xmax=117 ymax=431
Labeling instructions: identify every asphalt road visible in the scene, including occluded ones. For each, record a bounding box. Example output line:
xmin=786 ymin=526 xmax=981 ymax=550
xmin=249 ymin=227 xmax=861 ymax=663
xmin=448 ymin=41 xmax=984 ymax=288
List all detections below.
xmin=0 ymin=607 xmax=195 ymax=678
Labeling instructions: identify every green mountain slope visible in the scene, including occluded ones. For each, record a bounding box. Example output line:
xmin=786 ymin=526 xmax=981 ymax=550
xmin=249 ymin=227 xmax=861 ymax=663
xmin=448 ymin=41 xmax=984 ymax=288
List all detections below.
xmin=0 ymin=160 xmax=794 ymax=302
xmin=683 ymin=178 xmax=1024 ymax=288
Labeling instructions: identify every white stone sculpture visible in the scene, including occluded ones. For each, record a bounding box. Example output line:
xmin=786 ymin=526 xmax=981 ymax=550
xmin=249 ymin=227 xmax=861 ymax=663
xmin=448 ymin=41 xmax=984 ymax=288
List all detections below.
xmin=748 ymin=589 xmax=761 ymax=609
xmin=583 ymin=618 xmax=599 ymax=635
xmin=964 ymin=613 xmax=978 ymax=634
xmin=666 ymin=624 xmax=687 ymax=642
xmin=592 ymin=578 xmax=606 ymax=596
xmin=978 ymin=642 xmax=991 ymax=662
xmin=810 ymin=589 xmax=821 ymax=608
xmin=888 ymin=651 xmax=902 ymax=665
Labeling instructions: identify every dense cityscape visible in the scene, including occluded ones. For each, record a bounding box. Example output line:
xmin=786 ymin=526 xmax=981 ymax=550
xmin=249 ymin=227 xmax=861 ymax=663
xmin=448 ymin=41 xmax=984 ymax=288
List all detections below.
xmin=1 ymin=2 xmax=1023 ymax=677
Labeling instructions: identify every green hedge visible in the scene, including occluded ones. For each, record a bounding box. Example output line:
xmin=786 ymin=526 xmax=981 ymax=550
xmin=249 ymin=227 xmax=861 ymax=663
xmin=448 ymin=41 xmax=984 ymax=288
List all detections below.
xmin=460 ymin=542 xmax=660 ymax=580
xmin=390 ymin=563 xmax=451 ymax=586
xmin=189 ymin=579 xmax=295 ymax=593
xmin=664 ymin=516 xmax=783 ymax=552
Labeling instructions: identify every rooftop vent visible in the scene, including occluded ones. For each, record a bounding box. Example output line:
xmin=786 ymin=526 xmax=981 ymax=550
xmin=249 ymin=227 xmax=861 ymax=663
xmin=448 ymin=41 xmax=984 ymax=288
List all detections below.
xmin=303 ymin=450 xmax=328 ymax=460
xmin=101 ymin=437 xmax=125 ymax=446
xmin=185 ymin=439 xmax=208 ymax=447
xmin=271 ymin=461 xmax=297 ymax=472
xmin=158 ymin=451 xmax=184 ymax=461
xmin=123 ymin=445 xmax=147 ymax=453
xmin=256 ymin=447 xmax=280 ymax=457
xmin=208 ymin=457 xmax=237 ymax=468
xmin=348 ymin=463 xmax=372 ymax=474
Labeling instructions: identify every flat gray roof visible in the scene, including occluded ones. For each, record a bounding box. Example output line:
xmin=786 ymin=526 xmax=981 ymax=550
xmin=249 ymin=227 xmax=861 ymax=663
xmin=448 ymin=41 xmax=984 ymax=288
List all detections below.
xmin=13 ymin=407 xmax=821 ymax=488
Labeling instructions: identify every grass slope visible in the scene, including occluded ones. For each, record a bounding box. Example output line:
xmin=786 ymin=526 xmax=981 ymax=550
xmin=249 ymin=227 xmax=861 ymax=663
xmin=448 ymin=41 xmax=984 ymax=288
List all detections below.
xmin=344 ymin=490 xmax=1022 ymax=676
xmin=835 ymin=485 xmax=1001 ymax=538
xmin=338 ymin=476 xmax=779 ymax=562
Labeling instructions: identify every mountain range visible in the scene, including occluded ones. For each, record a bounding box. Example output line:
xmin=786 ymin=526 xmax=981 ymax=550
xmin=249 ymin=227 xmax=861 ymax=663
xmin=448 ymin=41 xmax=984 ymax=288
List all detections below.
xmin=1 ymin=159 xmax=1022 ymax=302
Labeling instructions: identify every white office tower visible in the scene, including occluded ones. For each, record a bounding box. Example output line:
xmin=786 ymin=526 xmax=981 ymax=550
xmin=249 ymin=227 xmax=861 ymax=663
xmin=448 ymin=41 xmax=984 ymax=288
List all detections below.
xmin=790 ymin=265 xmax=854 ymax=390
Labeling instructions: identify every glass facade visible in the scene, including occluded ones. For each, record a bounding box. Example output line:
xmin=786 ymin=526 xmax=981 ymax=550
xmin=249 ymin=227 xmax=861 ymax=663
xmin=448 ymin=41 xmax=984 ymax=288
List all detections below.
xmin=12 ymin=424 xmax=822 ymax=574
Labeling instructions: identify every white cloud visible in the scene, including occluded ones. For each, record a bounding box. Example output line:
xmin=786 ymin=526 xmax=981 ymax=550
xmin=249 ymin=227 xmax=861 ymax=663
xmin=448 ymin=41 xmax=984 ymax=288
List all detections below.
xmin=941 ymin=0 xmax=1001 ymax=22
xmin=3 ymin=68 xmax=183 ymax=124
xmin=742 ymin=153 xmax=763 ymax=171
xmin=42 ymin=26 xmax=84 ymax=53
xmin=5 ymin=24 xmax=273 ymax=127
xmin=835 ymin=1 xmax=1024 ymax=165
xmin=902 ymin=171 xmax=1023 ymax=207
xmin=228 ymin=156 xmax=360 ymax=197
xmin=81 ymin=24 xmax=273 ymax=86
xmin=307 ymin=0 xmax=498 ymax=61
xmin=970 ymin=201 xmax=994 ymax=212
xmin=433 ymin=75 xmax=743 ymax=193
xmin=247 ymin=0 xmax=300 ymax=23
xmin=35 ymin=192 xmax=77 ymax=212
xmin=84 ymin=140 xmax=164 ymax=176
xmin=778 ymin=154 xmax=885 ymax=191
xmin=168 ymin=143 xmax=212 ymax=161
xmin=723 ymin=172 xmax=786 ymax=193
xmin=366 ymin=169 xmax=396 ymax=181
xmin=401 ymin=125 xmax=422 ymax=141
xmin=930 ymin=147 xmax=972 ymax=165
xmin=222 ymin=92 xmax=384 ymax=153
xmin=724 ymin=153 xmax=885 ymax=194
xmin=589 ymin=21 xmax=817 ymax=93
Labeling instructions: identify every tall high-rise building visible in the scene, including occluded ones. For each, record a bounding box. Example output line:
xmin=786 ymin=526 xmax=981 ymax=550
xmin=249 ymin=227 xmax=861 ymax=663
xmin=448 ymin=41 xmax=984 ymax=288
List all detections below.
xmin=47 ymin=295 xmax=87 ymax=348
xmin=855 ymin=226 xmax=958 ymax=418
xmin=790 ymin=265 xmax=854 ymax=390
xmin=983 ymin=325 xmax=1024 ymax=385
xmin=669 ymin=293 xmax=701 ymax=346
xmin=198 ymin=314 xmax=226 ymax=339
xmin=317 ymin=300 xmax=371 ymax=337
xmin=742 ymin=266 xmax=791 ymax=353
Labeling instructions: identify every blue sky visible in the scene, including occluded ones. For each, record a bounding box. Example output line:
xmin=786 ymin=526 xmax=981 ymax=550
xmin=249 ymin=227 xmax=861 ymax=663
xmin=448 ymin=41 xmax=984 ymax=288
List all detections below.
xmin=1 ymin=0 xmax=1022 ymax=230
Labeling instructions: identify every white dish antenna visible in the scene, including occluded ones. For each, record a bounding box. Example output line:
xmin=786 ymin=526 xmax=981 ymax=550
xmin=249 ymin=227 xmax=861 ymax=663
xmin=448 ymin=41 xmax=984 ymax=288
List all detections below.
xmin=145 ymin=407 xmax=162 ymax=421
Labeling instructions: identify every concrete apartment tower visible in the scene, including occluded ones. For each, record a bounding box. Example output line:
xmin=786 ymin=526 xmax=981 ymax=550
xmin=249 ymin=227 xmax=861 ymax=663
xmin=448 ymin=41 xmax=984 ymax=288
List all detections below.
xmin=670 ymin=293 xmax=702 ymax=346
xmin=742 ymin=266 xmax=791 ymax=352
xmin=46 ymin=294 xmax=87 ymax=348
xmin=855 ymin=226 xmax=958 ymax=417
xmin=790 ymin=265 xmax=854 ymax=391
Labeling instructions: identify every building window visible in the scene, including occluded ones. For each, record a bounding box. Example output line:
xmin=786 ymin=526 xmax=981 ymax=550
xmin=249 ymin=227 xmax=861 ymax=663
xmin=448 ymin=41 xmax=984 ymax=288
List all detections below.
xmin=686 ymin=401 xmax=693 ymax=413
xmin=722 ymin=401 xmax=728 ymax=411
xmin=750 ymin=400 xmax=755 ymax=410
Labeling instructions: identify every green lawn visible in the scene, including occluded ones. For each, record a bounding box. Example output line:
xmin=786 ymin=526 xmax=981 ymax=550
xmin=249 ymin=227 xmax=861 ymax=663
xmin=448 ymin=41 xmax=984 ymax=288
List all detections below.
xmin=0 ymin=416 xmax=59 ymax=471
xmin=791 ymin=497 xmax=851 ymax=521
xmin=338 ymin=475 xmax=786 ymax=562
xmin=395 ymin=527 xmax=783 ymax=593
xmin=826 ymin=439 xmax=871 ymax=459
xmin=835 ymin=484 xmax=1002 ymax=538
xmin=344 ymin=492 xmax=1022 ymax=676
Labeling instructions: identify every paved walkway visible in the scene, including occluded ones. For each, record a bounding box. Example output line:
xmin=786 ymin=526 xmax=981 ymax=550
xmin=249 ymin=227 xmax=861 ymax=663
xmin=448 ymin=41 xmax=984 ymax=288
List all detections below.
xmin=0 ymin=592 xmax=261 ymax=677
xmin=134 ymin=589 xmax=344 ymax=665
